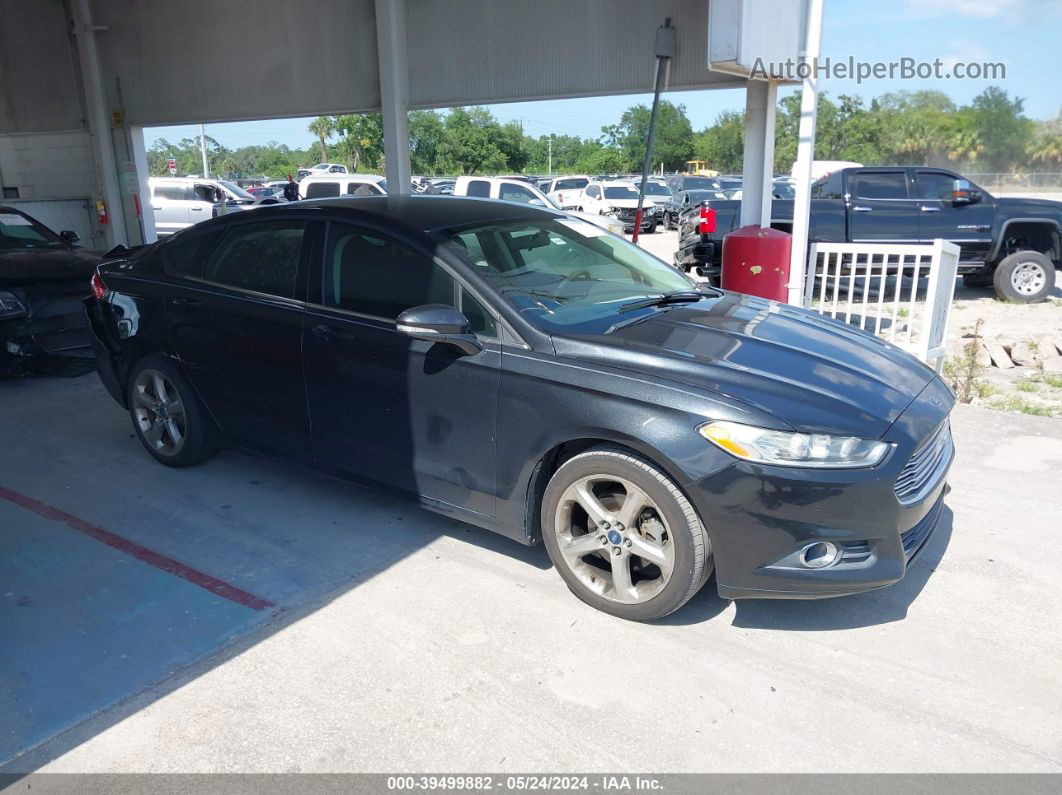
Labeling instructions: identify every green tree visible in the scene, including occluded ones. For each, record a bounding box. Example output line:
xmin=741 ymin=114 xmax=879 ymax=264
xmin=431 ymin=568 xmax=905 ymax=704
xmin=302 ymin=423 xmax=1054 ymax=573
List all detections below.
xmin=333 ymin=113 xmax=384 ymax=171
xmin=437 ymin=107 xmax=509 ymax=175
xmin=408 ymin=110 xmax=447 ymax=174
xmin=601 ymin=101 xmax=694 ymax=172
xmin=1026 ymin=117 xmax=1062 ymax=169
xmin=967 ymin=86 xmax=1033 ymax=172
xmin=693 ymin=110 xmax=745 ymax=173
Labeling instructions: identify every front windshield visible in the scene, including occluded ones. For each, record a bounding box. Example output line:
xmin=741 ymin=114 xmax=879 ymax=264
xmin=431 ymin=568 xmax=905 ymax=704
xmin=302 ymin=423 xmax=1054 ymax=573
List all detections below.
xmin=219 ymin=180 xmax=255 ymax=200
xmin=0 ymin=211 xmax=64 ymax=250
xmin=448 ymin=217 xmax=700 ymax=335
xmin=643 ymin=183 xmax=672 ymax=196
xmin=603 ymin=186 xmax=639 ymax=200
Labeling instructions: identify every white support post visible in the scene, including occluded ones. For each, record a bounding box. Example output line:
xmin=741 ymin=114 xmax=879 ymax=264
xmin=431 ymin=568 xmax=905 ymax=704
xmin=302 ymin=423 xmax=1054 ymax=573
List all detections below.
xmin=787 ymin=0 xmax=824 ymax=306
xmin=130 ymin=126 xmax=157 ymax=243
xmin=71 ymin=0 xmax=128 ymax=247
xmin=375 ymin=0 xmax=411 ymax=195
xmin=739 ymin=79 xmax=777 ymax=228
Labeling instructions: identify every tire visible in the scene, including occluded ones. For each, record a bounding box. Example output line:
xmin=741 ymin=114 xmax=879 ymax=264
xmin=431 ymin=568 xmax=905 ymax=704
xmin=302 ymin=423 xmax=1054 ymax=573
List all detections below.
xmin=646 ymin=221 xmax=658 ymax=234
xmin=127 ymin=353 xmax=217 ymax=468
xmin=665 ymin=212 xmax=675 ymax=231
xmin=962 ymin=273 xmax=992 ymax=289
xmin=993 ymin=251 xmax=1055 ymax=303
xmin=541 ymin=445 xmax=712 ymax=621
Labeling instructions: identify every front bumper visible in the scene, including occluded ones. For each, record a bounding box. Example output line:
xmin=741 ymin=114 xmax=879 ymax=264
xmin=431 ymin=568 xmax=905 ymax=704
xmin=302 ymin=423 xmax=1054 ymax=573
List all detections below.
xmin=688 ymin=378 xmax=954 ymax=600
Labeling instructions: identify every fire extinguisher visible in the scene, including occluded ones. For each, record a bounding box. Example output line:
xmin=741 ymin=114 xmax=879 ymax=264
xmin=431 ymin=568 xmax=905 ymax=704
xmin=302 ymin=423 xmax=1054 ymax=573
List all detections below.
xmin=95 ymin=198 xmax=109 ymax=226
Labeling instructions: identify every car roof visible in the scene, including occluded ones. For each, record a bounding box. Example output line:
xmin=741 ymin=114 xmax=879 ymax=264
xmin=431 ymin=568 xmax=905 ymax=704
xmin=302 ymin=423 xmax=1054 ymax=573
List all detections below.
xmin=300 ymin=173 xmax=384 ymax=183
xmin=277 ymin=195 xmax=560 ymax=231
xmin=593 ymin=180 xmax=636 ymax=188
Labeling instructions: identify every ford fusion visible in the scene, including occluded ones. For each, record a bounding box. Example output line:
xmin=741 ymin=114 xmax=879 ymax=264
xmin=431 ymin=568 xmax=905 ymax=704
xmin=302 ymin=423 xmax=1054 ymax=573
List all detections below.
xmin=86 ymin=197 xmax=954 ymax=620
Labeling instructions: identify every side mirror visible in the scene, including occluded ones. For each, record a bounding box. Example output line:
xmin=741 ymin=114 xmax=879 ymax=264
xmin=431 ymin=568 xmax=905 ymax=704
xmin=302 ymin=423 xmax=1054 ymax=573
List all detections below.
xmin=396 ymin=304 xmax=484 ymax=356
xmin=952 ymin=179 xmax=981 ymax=205
xmin=59 ymin=230 xmax=80 ymax=245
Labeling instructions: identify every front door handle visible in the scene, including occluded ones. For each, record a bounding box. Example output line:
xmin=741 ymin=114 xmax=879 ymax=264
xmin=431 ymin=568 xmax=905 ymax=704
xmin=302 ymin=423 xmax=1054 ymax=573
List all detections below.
xmin=190 ymin=206 xmax=203 ymax=212
xmin=170 ymin=296 xmax=202 ymax=307
xmin=312 ymin=323 xmax=357 ymax=343
xmin=920 ymin=205 xmax=941 ymax=212
xmin=851 ymin=206 xmax=873 ymax=212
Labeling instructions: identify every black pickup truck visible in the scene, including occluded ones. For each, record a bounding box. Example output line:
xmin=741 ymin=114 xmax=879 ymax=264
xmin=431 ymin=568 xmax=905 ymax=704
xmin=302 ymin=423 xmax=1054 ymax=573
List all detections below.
xmin=674 ymin=166 xmax=1062 ymax=303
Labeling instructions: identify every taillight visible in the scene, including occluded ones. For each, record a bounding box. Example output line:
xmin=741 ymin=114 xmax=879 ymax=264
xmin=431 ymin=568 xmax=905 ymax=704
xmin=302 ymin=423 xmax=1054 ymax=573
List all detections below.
xmin=91 ymin=271 xmax=108 ymax=300
xmin=698 ymin=205 xmax=717 ymax=235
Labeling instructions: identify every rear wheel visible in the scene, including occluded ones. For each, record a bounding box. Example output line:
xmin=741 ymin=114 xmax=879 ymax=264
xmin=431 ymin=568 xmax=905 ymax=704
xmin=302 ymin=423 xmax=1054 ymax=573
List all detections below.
xmin=541 ymin=446 xmax=712 ymax=621
xmin=127 ymin=354 xmax=216 ymax=467
xmin=993 ymin=251 xmax=1054 ymax=303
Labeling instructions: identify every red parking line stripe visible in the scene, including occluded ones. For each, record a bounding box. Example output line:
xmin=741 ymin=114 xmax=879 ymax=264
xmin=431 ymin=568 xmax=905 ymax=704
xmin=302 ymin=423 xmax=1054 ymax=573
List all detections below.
xmin=0 ymin=485 xmax=274 ymax=611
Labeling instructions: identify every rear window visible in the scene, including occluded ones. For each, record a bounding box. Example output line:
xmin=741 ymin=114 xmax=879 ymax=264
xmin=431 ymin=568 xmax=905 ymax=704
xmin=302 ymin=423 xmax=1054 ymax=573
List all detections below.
xmin=553 ymin=178 xmax=588 ymax=191
xmin=304 ymin=181 xmax=341 ymax=199
xmin=466 ymin=180 xmax=491 ymax=198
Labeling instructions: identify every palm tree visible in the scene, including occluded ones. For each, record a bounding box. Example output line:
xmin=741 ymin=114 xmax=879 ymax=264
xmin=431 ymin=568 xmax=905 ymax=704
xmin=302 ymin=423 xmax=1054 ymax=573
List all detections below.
xmin=1026 ymin=127 xmax=1062 ymax=170
xmin=308 ymin=116 xmax=334 ymax=163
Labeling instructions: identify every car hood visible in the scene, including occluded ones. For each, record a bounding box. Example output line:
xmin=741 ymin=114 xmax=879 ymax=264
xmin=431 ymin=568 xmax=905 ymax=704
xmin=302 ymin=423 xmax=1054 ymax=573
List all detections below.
xmin=995 ymin=196 xmax=1062 ymax=216
xmin=0 ymin=247 xmax=102 ymax=287
xmin=604 ymin=198 xmax=642 ymax=209
xmin=552 ymin=291 xmax=937 ymax=438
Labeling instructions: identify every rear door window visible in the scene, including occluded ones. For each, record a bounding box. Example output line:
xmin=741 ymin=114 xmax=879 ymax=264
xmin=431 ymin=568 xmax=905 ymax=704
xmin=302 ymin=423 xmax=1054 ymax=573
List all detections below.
xmin=154 ymin=184 xmax=191 ymax=201
xmin=322 ymin=222 xmax=454 ymax=319
xmin=466 ymin=180 xmax=491 ymax=198
xmin=161 ymin=228 xmax=225 ymax=278
xmin=202 ymin=220 xmax=306 ymax=298
xmin=850 ymin=172 xmax=909 ymax=200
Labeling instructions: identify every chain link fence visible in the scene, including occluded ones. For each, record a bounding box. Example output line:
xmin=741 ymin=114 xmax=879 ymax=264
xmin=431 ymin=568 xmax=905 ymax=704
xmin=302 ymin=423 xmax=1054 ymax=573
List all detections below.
xmin=966 ymin=172 xmax=1062 ymax=190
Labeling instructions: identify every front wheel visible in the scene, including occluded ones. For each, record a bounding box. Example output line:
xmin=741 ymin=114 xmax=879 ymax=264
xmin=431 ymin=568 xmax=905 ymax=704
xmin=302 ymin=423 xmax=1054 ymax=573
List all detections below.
xmin=541 ymin=446 xmax=712 ymax=621
xmin=993 ymin=251 xmax=1055 ymax=302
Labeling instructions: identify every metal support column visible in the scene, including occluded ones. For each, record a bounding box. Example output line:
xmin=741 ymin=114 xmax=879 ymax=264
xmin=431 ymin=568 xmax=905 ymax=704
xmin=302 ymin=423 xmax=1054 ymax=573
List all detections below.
xmin=71 ymin=0 xmax=128 ymax=247
xmin=739 ymin=79 xmax=778 ymax=228
xmin=375 ymin=0 xmax=411 ymax=195
xmin=130 ymin=126 xmax=157 ymax=243
xmin=787 ymin=0 xmax=825 ymax=306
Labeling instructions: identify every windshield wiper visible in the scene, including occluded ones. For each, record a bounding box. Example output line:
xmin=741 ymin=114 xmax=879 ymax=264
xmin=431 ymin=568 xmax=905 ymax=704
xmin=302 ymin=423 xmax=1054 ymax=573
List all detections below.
xmin=617 ymin=290 xmax=708 ymax=314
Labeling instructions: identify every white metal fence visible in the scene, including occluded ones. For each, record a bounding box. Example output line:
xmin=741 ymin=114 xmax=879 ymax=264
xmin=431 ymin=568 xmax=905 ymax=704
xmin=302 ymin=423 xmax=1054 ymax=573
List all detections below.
xmin=803 ymin=240 xmax=960 ymax=371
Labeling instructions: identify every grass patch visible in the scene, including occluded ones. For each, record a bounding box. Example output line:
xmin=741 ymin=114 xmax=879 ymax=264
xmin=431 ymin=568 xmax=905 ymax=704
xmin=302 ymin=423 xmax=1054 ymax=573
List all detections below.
xmin=989 ymin=396 xmax=1056 ymax=417
xmin=897 ymin=307 xmax=909 ymax=318
xmin=1044 ymin=374 xmax=1062 ymax=389
xmin=1016 ymin=378 xmax=1039 ymax=393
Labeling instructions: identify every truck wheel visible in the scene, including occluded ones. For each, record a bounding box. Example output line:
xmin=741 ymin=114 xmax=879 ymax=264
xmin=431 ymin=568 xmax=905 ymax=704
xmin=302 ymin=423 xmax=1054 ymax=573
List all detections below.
xmin=993 ymin=251 xmax=1054 ymax=303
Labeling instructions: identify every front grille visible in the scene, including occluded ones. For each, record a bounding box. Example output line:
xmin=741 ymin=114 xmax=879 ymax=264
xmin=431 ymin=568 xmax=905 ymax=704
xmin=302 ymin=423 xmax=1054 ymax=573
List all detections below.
xmin=901 ymin=494 xmax=945 ymax=561
xmin=894 ymin=421 xmax=953 ymax=505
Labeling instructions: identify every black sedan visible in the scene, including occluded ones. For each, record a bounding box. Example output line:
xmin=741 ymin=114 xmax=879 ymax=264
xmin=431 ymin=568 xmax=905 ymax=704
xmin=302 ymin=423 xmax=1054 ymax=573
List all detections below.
xmin=86 ymin=197 xmax=954 ymax=620
xmin=1 ymin=207 xmax=101 ymax=374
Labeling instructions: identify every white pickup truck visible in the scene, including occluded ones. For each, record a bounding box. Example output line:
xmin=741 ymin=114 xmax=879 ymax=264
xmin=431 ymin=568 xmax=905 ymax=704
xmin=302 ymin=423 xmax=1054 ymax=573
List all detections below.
xmin=451 ymin=177 xmax=625 ymax=236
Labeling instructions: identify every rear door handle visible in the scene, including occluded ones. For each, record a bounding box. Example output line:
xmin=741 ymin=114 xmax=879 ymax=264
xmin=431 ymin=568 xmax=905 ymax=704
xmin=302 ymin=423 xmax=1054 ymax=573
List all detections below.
xmin=170 ymin=296 xmax=202 ymax=306
xmin=312 ymin=323 xmax=358 ymax=343
xmin=851 ymin=206 xmax=873 ymax=212
xmin=190 ymin=206 xmax=203 ymax=212
xmin=920 ymin=205 xmax=941 ymax=213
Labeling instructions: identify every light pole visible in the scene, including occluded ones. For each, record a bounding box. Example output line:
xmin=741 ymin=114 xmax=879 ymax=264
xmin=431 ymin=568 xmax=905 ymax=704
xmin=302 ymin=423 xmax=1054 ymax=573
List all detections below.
xmin=199 ymin=123 xmax=210 ymax=178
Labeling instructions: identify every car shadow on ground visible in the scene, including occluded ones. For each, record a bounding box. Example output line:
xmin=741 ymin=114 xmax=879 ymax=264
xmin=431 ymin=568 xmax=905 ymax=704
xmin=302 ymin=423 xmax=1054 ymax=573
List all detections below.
xmin=659 ymin=507 xmax=954 ymax=631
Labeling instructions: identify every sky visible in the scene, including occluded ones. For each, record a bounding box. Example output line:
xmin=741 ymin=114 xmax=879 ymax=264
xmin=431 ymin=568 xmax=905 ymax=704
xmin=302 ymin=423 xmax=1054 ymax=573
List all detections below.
xmin=145 ymin=0 xmax=1061 ymax=151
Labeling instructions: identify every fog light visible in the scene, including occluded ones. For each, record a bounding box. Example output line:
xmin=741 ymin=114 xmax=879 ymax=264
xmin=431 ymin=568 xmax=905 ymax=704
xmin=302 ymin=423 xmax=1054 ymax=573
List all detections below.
xmin=798 ymin=541 xmax=839 ymax=569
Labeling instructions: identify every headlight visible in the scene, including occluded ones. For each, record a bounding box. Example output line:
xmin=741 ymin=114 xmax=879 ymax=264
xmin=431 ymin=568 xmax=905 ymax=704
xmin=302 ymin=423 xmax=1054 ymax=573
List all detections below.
xmin=0 ymin=290 xmax=28 ymax=320
xmin=699 ymin=421 xmax=890 ymax=469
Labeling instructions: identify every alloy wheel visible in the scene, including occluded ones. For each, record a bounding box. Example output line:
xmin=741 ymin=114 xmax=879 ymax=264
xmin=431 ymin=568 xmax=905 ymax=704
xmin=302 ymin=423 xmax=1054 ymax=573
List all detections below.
xmin=132 ymin=369 xmax=187 ymax=457
xmin=553 ymin=474 xmax=675 ymax=604
xmin=1010 ymin=259 xmax=1048 ymax=296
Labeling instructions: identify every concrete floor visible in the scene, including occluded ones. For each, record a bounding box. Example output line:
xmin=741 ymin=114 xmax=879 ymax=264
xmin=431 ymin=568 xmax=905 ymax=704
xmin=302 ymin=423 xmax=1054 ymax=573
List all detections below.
xmin=1 ymin=371 xmax=1061 ymax=773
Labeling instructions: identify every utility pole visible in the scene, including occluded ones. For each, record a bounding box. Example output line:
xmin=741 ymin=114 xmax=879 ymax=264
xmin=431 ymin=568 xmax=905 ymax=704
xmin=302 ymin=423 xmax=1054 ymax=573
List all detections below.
xmin=632 ymin=18 xmax=675 ymax=244
xmin=199 ymin=123 xmax=210 ymax=178
xmin=548 ymin=135 xmax=553 ymax=176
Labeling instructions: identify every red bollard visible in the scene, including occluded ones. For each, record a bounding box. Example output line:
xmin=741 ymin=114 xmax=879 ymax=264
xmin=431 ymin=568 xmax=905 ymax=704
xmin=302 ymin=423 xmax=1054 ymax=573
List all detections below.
xmin=720 ymin=225 xmax=792 ymax=302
